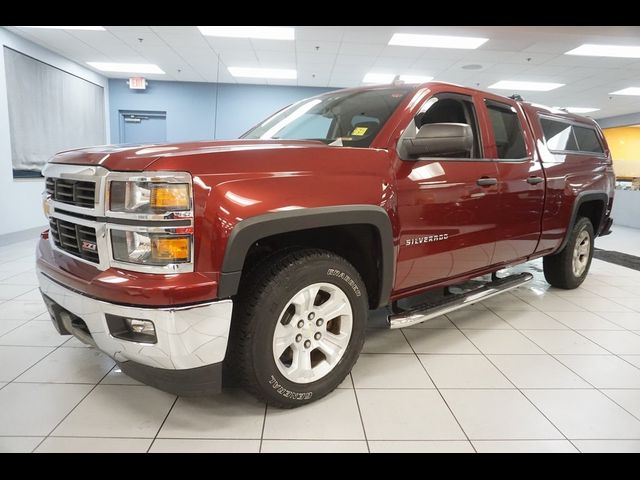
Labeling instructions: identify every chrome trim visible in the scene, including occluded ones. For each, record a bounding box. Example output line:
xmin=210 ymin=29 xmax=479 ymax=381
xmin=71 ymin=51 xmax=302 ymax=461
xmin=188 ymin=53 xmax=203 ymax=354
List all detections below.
xmin=37 ymin=270 xmax=233 ymax=369
xmin=388 ymin=273 xmax=533 ymax=329
xmin=104 ymin=171 xmax=194 ymax=222
xmin=107 ymin=228 xmax=195 ymax=274
xmin=42 ymin=163 xmax=109 ymax=216
xmin=48 ymin=210 xmax=110 ymax=271
xmin=42 ymin=163 xmax=195 ymax=274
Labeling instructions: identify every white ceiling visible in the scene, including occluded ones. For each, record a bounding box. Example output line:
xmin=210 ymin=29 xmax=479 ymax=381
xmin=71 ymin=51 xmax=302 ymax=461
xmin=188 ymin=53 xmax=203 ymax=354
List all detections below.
xmin=7 ymin=25 xmax=640 ymax=119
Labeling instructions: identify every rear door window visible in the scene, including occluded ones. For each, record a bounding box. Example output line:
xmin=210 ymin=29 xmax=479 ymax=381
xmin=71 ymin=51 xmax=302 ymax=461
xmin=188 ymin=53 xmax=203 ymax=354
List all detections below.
xmin=540 ymin=118 xmax=578 ymax=151
xmin=573 ymin=125 xmax=604 ymax=153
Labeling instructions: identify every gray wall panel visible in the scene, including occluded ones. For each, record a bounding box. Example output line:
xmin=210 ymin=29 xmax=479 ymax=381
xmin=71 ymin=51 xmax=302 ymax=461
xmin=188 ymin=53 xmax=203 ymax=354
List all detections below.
xmin=3 ymin=47 xmax=105 ymax=174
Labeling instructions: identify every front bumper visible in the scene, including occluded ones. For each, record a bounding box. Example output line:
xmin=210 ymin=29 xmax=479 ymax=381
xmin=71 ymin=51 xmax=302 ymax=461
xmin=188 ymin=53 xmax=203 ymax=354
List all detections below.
xmin=37 ymin=270 xmax=233 ymax=393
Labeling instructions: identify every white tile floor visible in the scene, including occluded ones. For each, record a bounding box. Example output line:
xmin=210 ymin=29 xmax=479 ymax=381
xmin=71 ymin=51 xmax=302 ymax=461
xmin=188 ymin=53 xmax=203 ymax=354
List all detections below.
xmin=1 ymin=230 xmax=640 ymax=453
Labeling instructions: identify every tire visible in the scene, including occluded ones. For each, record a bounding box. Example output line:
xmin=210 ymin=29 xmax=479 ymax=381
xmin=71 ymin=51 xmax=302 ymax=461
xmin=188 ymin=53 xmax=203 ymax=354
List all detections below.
xmin=543 ymin=217 xmax=594 ymax=289
xmin=228 ymin=248 xmax=368 ymax=408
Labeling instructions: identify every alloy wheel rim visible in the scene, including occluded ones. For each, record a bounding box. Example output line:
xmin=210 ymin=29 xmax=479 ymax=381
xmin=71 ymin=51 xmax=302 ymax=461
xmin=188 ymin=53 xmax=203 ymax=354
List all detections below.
xmin=572 ymin=229 xmax=591 ymax=277
xmin=272 ymin=282 xmax=353 ymax=384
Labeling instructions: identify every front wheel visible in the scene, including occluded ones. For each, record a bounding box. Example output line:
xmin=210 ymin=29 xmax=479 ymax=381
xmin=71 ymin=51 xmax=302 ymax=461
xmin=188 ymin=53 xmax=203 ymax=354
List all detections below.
xmin=228 ymin=249 xmax=368 ymax=408
xmin=543 ymin=217 xmax=594 ymax=289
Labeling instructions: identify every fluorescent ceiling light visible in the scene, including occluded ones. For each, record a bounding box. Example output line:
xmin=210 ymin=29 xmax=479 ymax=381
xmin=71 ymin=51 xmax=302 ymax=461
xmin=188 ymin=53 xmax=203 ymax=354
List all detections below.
xmin=610 ymin=87 xmax=640 ymax=96
xmin=399 ymin=74 xmax=433 ymax=83
xmin=228 ymin=67 xmax=297 ymax=79
xmin=552 ymin=106 xmax=600 ymax=114
xmin=197 ymin=26 xmax=294 ymax=40
xmin=363 ymin=73 xmax=434 ymax=84
xmin=87 ymin=62 xmax=165 ymax=74
xmin=565 ymin=44 xmax=640 ymax=58
xmin=389 ymin=33 xmax=488 ymax=49
xmin=16 ymin=26 xmax=104 ymax=31
xmin=363 ymin=73 xmax=395 ymax=83
xmin=488 ymin=80 xmax=564 ymax=92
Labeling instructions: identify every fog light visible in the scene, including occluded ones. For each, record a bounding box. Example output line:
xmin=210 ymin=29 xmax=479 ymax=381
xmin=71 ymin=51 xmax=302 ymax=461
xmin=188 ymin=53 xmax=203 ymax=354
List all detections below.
xmin=126 ymin=318 xmax=155 ymax=335
xmin=106 ymin=314 xmax=157 ymax=344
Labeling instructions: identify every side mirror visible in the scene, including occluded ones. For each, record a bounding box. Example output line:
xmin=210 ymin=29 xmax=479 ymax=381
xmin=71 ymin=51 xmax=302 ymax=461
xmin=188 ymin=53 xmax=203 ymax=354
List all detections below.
xmin=402 ymin=122 xmax=473 ymax=158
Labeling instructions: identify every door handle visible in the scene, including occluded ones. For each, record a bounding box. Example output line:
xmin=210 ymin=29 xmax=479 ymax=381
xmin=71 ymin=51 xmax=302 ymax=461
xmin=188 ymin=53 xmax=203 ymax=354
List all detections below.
xmin=476 ymin=177 xmax=497 ymax=187
xmin=526 ymin=176 xmax=544 ymax=185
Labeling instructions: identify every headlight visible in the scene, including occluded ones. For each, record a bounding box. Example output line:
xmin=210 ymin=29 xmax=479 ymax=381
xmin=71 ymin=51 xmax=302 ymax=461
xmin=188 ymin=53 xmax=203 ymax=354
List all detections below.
xmin=110 ymin=181 xmax=190 ymax=213
xmin=111 ymin=230 xmax=191 ymax=265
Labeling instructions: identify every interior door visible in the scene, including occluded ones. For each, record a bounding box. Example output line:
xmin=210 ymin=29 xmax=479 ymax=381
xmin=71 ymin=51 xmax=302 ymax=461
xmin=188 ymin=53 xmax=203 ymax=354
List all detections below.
xmin=120 ymin=111 xmax=167 ymax=144
xmin=481 ymin=99 xmax=545 ymax=264
xmin=394 ymin=93 xmax=500 ymax=293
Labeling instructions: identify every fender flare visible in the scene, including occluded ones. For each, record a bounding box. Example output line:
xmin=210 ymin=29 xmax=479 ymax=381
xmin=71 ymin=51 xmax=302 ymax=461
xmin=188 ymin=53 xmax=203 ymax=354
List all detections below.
xmin=556 ymin=190 xmax=608 ymax=253
xmin=217 ymin=205 xmax=394 ymax=308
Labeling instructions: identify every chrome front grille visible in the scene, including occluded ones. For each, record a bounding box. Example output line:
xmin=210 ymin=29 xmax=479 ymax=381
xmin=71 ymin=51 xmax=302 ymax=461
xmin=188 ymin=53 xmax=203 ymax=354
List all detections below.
xmin=42 ymin=163 xmax=195 ymax=274
xmin=45 ymin=177 xmax=96 ymax=208
xmin=49 ymin=217 xmax=100 ymax=263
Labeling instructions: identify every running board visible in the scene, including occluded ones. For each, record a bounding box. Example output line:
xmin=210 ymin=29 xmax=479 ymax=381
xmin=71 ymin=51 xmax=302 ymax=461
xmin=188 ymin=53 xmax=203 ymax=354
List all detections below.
xmin=388 ymin=272 xmax=533 ymax=329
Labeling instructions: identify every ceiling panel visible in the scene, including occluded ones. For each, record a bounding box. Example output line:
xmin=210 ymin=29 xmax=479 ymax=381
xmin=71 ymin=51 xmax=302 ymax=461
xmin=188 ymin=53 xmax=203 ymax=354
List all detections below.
xmin=6 ymin=25 xmax=640 ymax=118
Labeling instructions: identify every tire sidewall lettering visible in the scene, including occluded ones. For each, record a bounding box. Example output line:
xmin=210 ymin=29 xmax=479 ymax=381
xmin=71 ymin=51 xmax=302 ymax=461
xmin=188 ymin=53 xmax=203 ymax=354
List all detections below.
xmin=326 ymin=268 xmax=362 ymax=297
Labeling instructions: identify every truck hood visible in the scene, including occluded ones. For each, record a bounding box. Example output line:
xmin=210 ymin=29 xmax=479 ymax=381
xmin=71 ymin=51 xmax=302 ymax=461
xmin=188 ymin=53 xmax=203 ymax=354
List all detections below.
xmin=49 ymin=139 xmax=329 ymax=171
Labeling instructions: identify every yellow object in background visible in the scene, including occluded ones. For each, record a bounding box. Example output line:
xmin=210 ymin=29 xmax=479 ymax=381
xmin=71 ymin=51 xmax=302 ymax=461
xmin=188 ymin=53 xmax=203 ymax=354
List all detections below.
xmin=352 ymin=127 xmax=368 ymax=136
xmin=602 ymin=125 xmax=640 ymax=178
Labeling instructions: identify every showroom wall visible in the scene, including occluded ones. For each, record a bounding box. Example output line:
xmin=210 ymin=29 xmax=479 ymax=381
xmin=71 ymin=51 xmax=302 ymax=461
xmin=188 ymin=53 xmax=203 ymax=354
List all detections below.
xmin=602 ymin=126 xmax=640 ymax=179
xmin=0 ymin=27 xmax=109 ymax=237
xmin=108 ymin=79 xmax=334 ymax=143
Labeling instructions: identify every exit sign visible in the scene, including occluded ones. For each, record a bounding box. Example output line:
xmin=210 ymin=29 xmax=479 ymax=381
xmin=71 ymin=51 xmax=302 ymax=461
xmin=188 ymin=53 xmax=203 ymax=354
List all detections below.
xmin=128 ymin=77 xmax=147 ymax=90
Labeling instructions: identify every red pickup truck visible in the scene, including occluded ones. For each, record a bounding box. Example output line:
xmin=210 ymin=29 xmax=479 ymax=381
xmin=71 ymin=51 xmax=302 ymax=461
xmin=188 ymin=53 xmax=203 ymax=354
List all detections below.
xmin=37 ymin=82 xmax=614 ymax=407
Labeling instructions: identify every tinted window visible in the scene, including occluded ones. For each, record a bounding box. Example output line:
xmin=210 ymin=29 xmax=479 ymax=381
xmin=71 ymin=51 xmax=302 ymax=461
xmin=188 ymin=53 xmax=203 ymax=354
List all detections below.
xmin=486 ymin=103 xmax=527 ymax=159
xmin=541 ymin=118 xmax=578 ymax=151
xmin=573 ymin=125 xmax=604 ymax=153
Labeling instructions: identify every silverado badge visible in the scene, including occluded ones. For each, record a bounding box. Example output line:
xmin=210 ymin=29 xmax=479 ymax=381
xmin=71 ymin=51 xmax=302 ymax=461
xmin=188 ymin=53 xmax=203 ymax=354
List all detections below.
xmin=405 ymin=234 xmax=449 ymax=246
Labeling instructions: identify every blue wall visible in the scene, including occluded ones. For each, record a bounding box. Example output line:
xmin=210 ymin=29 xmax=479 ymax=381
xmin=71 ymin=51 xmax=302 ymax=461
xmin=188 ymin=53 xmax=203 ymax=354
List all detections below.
xmin=108 ymin=79 xmax=334 ymax=143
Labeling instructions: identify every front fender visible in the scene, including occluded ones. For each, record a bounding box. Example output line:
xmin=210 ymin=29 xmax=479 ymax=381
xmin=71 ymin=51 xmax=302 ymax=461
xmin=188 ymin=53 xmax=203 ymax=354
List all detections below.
xmin=217 ymin=205 xmax=394 ymax=308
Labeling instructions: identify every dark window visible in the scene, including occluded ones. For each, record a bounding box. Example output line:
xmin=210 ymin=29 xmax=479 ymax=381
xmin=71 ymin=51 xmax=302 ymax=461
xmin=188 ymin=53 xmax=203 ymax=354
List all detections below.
xmin=541 ymin=118 xmax=578 ymax=151
xmin=486 ymin=102 xmax=527 ymax=159
xmin=541 ymin=117 xmax=604 ymax=154
xmin=573 ymin=125 xmax=604 ymax=153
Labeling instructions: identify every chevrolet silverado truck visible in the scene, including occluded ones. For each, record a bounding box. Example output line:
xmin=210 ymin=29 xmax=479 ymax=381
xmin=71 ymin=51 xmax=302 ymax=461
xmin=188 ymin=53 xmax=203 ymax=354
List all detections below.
xmin=37 ymin=82 xmax=614 ymax=408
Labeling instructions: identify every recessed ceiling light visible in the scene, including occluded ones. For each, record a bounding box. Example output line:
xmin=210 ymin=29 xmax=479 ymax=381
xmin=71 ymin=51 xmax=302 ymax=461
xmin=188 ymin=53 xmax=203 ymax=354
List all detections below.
xmin=565 ymin=44 xmax=640 ymax=58
xmin=389 ymin=33 xmax=488 ymax=50
xmin=488 ymin=80 xmax=564 ymax=92
xmin=16 ymin=26 xmax=105 ymax=31
xmin=610 ymin=87 xmax=640 ymax=96
xmin=228 ymin=67 xmax=297 ymax=79
xmin=553 ymin=106 xmax=600 ymax=114
xmin=197 ymin=26 xmax=294 ymax=40
xmin=87 ymin=62 xmax=165 ymax=74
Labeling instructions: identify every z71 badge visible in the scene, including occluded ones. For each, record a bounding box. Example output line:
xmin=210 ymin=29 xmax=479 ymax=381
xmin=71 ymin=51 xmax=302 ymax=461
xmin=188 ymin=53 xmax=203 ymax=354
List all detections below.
xmin=405 ymin=234 xmax=449 ymax=246
xmin=81 ymin=240 xmax=97 ymax=252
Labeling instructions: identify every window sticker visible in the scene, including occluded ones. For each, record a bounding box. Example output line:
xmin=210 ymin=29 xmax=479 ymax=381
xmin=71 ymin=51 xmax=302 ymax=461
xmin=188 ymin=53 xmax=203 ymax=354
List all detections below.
xmin=351 ymin=127 xmax=368 ymax=136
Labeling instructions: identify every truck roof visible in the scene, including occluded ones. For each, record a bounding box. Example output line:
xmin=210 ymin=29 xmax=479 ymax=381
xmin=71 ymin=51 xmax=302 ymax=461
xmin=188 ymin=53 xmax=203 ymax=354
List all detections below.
xmin=331 ymin=81 xmax=600 ymax=126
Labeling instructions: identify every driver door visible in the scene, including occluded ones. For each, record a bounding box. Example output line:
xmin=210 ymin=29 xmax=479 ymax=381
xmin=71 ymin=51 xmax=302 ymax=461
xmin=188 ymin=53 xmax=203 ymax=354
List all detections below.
xmin=393 ymin=92 xmax=500 ymax=293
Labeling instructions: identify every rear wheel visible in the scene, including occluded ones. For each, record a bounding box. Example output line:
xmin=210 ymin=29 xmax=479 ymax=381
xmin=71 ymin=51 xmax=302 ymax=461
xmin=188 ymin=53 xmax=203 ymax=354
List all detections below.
xmin=543 ymin=217 xmax=594 ymax=289
xmin=228 ymin=249 xmax=368 ymax=408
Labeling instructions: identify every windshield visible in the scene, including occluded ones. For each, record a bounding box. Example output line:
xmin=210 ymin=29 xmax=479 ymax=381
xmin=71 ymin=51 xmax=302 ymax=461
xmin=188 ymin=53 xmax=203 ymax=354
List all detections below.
xmin=241 ymin=87 xmax=413 ymax=148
